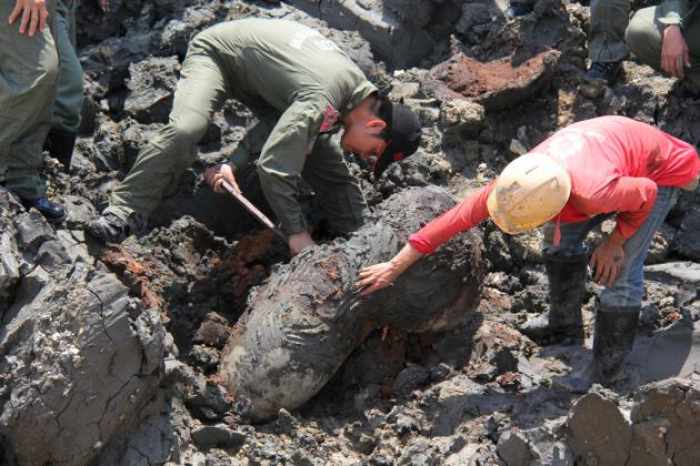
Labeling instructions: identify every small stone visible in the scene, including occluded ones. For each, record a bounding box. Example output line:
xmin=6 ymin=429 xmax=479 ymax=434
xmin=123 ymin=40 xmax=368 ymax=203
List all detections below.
xmin=191 ymin=424 xmax=246 ymax=450
xmin=275 ymin=408 xmax=299 ymax=434
xmin=509 ymin=139 xmax=528 ymax=157
xmin=193 ymin=312 xmax=230 ymax=349
xmin=497 ymin=430 xmax=535 ymax=466
xmin=392 ymin=365 xmax=430 ymax=397
xmin=439 ymin=99 xmax=486 ymax=136
xmin=190 ymin=344 xmax=220 ymax=372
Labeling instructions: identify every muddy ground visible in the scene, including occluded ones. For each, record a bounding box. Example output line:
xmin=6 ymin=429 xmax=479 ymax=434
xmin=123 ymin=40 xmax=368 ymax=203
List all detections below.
xmin=2 ymin=0 xmax=700 ymax=465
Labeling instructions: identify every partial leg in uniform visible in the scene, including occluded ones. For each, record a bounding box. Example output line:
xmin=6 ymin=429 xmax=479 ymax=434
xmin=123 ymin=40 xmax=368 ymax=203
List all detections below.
xmin=585 ymin=0 xmax=630 ymax=84
xmin=45 ymin=0 xmax=83 ymax=173
xmin=0 ymin=0 xmax=63 ymax=221
xmin=87 ymin=39 xmax=229 ymax=242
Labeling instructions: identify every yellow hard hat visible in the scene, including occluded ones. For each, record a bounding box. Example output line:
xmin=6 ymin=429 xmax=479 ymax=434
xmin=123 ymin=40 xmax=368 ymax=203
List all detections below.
xmin=487 ymin=153 xmax=571 ymax=234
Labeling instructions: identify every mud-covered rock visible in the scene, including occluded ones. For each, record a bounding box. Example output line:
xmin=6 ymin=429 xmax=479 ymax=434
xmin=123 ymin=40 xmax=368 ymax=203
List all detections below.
xmin=567 ymin=391 xmax=631 ymax=466
xmin=220 ymin=187 xmax=486 ymax=421
xmin=0 ymin=249 xmax=165 ymax=465
xmin=629 ymin=378 xmax=700 ymax=466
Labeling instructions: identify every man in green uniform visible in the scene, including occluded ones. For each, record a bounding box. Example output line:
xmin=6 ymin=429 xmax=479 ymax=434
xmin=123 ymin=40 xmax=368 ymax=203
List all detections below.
xmin=0 ymin=0 xmax=65 ymax=221
xmin=44 ymin=0 xmax=83 ymax=173
xmin=584 ymin=0 xmax=699 ymax=86
xmin=87 ymin=18 xmax=422 ymax=255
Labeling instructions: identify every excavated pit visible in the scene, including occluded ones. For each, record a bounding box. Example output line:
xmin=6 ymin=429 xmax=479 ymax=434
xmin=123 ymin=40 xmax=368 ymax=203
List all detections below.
xmin=219 ymin=187 xmax=485 ymax=421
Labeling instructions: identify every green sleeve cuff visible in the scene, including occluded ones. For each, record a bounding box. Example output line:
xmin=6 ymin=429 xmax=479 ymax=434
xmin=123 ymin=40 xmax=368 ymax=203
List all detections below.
xmin=658 ymin=0 xmax=683 ymax=25
xmin=227 ymin=144 xmax=251 ymax=171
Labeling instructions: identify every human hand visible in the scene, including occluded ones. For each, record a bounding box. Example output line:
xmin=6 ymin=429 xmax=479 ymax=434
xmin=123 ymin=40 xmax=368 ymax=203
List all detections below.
xmin=590 ymin=233 xmax=625 ymax=287
xmin=204 ymin=163 xmax=239 ymax=194
xmin=355 ymin=261 xmax=400 ymax=296
xmin=8 ymin=0 xmax=48 ymax=36
xmin=661 ymin=25 xmax=690 ymax=79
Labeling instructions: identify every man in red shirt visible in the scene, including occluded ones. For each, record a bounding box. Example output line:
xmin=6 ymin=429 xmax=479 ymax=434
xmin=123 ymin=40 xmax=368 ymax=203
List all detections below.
xmin=357 ymin=116 xmax=700 ymax=387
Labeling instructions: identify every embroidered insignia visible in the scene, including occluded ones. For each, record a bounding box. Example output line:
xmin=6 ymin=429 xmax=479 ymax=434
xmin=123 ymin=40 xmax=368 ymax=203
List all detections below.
xmin=320 ymin=104 xmax=339 ymax=133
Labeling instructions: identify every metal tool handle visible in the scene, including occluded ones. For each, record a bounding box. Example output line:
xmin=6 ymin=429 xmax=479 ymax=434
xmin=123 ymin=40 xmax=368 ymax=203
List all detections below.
xmin=221 ymin=180 xmax=287 ymax=242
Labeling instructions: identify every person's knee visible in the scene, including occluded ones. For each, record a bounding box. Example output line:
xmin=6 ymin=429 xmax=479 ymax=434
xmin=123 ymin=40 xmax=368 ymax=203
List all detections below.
xmin=169 ymin=116 xmax=208 ymax=147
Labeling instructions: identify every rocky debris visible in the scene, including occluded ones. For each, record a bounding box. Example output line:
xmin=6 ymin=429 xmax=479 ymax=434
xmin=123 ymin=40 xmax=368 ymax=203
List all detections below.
xmin=567 ymin=379 xmax=700 ymax=466
xmin=219 ymin=187 xmax=486 ymax=421
xmin=287 ymin=0 xmax=464 ymax=68
xmin=645 ymin=261 xmax=700 ymax=288
xmin=468 ymin=321 xmax=535 ymax=383
xmin=0 ymin=192 xmax=165 ymax=466
xmin=425 ymin=50 xmax=561 ymax=110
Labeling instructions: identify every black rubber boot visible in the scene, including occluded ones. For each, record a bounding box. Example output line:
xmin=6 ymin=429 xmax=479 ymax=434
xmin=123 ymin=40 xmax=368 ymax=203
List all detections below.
xmin=44 ymin=128 xmax=77 ymax=173
xmin=592 ymin=304 xmax=640 ymax=386
xmin=21 ymin=196 xmax=66 ymax=223
xmin=584 ymin=61 xmax=623 ymax=85
xmin=520 ymin=248 xmax=589 ymax=344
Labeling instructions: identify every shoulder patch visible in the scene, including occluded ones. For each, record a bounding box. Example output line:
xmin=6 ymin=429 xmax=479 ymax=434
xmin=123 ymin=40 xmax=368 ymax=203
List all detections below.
xmin=320 ymin=104 xmax=340 ymax=133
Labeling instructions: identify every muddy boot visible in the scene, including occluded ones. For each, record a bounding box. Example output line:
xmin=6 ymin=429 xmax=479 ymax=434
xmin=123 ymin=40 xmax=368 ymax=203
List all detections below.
xmin=592 ymin=304 xmax=640 ymax=386
xmin=87 ymin=211 xmax=146 ymax=244
xmin=44 ymin=128 xmax=77 ymax=173
xmin=520 ymin=249 xmax=588 ymax=344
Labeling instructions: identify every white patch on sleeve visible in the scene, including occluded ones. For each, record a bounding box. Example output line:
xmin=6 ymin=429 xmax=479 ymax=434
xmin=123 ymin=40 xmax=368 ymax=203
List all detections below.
xmin=289 ymin=29 xmax=340 ymax=52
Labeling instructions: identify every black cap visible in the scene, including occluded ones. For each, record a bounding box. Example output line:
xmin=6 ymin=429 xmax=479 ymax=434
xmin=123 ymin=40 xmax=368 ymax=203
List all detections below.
xmin=374 ymin=98 xmax=422 ymax=176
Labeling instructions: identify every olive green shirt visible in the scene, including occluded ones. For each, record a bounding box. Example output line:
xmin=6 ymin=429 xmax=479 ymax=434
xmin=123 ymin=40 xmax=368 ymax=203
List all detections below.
xmin=193 ymin=18 xmax=377 ymax=170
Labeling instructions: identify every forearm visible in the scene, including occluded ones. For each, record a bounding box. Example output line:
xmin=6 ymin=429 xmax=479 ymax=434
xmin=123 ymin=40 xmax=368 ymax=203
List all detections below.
xmin=607 ymin=228 xmax=626 ymax=246
xmin=388 ymin=243 xmax=424 ymax=275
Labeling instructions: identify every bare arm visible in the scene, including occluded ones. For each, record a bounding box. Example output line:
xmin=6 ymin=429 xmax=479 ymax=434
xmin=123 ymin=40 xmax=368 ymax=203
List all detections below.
xmin=355 ymin=243 xmax=424 ymax=295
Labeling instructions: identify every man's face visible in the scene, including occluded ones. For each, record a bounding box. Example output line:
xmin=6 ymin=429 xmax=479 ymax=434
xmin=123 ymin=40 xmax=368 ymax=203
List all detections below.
xmin=340 ymin=120 xmax=389 ymax=162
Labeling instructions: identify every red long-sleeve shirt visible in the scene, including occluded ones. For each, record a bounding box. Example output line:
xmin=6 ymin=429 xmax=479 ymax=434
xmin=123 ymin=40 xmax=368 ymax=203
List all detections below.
xmin=410 ymin=116 xmax=700 ymax=254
